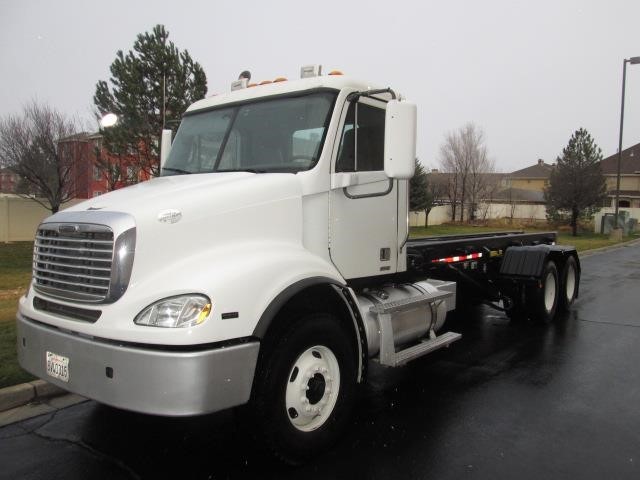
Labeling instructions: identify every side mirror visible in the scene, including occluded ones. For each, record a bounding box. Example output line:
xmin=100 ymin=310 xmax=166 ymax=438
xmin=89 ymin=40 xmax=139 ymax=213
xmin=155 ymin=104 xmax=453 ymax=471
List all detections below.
xmin=160 ymin=129 xmax=173 ymax=174
xmin=384 ymin=100 xmax=416 ymax=179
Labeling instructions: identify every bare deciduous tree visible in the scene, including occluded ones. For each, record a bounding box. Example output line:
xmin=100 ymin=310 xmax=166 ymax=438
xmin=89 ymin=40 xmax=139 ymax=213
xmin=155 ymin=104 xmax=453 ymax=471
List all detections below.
xmin=439 ymin=123 xmax=494 ymax=222
xmin=0 ymin=101 xmax=81 ymax=213
xmin=440 ymin=134 xmax=460 ymax=221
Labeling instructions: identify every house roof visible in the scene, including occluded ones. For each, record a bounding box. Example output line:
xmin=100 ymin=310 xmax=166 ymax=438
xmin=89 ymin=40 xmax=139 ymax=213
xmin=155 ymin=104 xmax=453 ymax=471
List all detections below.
xmin=600 ymin=142 xmax=640 ymax=175
xmin=58 ymin=132 xmax=93 ymax=143
xmin=509 ymin=160 xmax=554 ymax=179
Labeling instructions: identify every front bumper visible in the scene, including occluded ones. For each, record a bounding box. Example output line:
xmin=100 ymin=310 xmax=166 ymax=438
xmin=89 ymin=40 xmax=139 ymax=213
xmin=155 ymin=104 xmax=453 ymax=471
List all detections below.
xmin=17 ymin=314 xmax=260 ymax=416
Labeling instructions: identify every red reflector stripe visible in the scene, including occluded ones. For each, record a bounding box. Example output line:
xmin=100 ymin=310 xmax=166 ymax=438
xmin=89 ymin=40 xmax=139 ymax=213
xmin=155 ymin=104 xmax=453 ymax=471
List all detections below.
xmin=431 ymin=252 xmax=483 ymax=263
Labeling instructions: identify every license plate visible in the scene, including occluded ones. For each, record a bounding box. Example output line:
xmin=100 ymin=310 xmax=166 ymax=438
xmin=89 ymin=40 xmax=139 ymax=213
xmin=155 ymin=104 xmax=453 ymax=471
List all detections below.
xmin=46 ymin=351 xmax=69 ymax=382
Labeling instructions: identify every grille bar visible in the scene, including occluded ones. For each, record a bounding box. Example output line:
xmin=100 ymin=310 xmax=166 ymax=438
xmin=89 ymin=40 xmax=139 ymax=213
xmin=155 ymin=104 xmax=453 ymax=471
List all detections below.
xmin=35 ymin=234 xmax=114 ymax=245
xmin=34 ymin=259 xmax=111 ymax=272
xmin=35 ymin=251 xmax=112 ymax=264
xmin=36 ymin=244 xmax=113 ymax=255
xmin=34 ymin=267 xmax=111 ymax=282
xmin=35 ymin=285 xmax=107 ymax=302
xmin=34 ymin=274 xmax=110 ymax=291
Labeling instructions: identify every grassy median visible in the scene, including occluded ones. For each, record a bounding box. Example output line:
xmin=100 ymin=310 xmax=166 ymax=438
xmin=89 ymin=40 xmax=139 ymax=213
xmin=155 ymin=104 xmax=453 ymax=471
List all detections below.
xmin=0 ymin=228 xmax=637 ymax=389
xmin=0 ymin=242 xmax=35 ymax=389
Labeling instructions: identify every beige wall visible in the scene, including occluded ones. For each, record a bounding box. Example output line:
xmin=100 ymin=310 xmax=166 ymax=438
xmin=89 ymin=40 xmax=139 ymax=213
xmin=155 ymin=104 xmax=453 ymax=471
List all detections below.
xmin=509 ymin=178 xmax=548 ymax=192
xmin=410 ymin=203 xmax=548 ymax=227
xmin=1 ymin=195 xmax=82 ymax=242
xmin=605 ymin=175 xmax=640 ymax=191
xmin=409 ymin=206 xmax=451 ymax=227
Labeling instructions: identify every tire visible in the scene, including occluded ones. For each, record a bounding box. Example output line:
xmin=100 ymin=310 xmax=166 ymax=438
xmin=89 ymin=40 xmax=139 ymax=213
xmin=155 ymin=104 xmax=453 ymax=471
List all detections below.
xmin=526 ymin=260 xmax=559 ymax=324
xmin=558 ymin=256 xmax=578 ymax=311
xmin=250 ymin=312 xmax=357 ymax=464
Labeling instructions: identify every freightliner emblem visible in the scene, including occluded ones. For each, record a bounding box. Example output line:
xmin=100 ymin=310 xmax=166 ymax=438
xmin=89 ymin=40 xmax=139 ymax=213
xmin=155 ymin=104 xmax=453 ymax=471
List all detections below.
xmin=59 ymin=224 xmax=79 ymax=234
xmin=157 ymin=209 xmax=182 ymax=224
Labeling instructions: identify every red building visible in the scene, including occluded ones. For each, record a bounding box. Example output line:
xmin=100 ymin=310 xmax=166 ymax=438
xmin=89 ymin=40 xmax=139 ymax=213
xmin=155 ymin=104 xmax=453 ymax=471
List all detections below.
xmin=0 ymin=168 xmax=20 ymax=193
xmin=60 ymin=132 xmax=152 ymax=199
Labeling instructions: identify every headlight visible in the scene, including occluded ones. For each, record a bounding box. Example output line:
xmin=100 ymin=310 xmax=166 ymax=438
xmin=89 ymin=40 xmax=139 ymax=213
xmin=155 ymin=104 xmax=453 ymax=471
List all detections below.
xmin=134 ymin=295 xmax=212 ymax=328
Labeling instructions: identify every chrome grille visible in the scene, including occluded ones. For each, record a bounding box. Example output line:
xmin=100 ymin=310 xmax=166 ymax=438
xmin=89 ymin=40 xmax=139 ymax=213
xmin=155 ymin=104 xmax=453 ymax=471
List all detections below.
xmin=33 ymin=225 xmax=114 ymax=303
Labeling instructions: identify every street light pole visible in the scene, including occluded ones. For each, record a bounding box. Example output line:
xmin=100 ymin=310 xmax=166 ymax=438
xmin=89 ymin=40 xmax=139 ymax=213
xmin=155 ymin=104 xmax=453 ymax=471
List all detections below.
xmin=614 ymin=56 xmax=640 ymax=234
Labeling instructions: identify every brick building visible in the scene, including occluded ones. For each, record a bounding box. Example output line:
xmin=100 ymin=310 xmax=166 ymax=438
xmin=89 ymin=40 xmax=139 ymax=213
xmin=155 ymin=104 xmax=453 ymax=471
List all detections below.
xmin=0 ymin=168 xmax=20 ymax=193
xmin=59 ymin=132 xmax=151 ymax=199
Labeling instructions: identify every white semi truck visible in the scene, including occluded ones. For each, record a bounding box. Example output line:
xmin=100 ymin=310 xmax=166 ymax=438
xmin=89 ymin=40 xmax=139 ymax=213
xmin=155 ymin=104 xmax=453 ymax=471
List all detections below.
xmin=17 ymin=66 xmax=580 ymax=463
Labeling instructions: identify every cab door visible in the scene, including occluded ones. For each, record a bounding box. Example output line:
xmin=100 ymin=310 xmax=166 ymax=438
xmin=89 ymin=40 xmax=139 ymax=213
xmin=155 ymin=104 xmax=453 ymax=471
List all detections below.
xmin=329 ymin=97 xmax=398 ymax=279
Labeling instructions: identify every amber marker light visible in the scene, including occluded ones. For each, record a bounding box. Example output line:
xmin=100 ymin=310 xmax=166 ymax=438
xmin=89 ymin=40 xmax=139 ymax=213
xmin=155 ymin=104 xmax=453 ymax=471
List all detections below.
xmin=197 ymin=302 xmax=212 ymax=325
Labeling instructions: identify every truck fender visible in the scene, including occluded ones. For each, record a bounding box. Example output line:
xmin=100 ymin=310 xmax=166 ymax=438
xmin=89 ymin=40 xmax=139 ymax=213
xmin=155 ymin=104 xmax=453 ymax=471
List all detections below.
xmin=252 ymin=277 xmax=367 ymax=382
xmin=499 ymin=244 xmax=580 ymax=296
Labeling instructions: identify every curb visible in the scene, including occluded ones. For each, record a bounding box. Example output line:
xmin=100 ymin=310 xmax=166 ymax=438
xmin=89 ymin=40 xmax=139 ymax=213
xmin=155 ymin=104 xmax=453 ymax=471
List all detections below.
xmin=0 ymin=379 xmax=66 ymax=413
xmin=578 ymin=237 xmax=640 ymax=257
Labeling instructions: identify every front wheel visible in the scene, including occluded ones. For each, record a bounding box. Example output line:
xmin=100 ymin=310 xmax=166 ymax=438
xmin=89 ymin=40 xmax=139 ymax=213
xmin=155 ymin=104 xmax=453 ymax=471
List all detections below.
xmin=250 ymin=313 xmax=356 ymax=464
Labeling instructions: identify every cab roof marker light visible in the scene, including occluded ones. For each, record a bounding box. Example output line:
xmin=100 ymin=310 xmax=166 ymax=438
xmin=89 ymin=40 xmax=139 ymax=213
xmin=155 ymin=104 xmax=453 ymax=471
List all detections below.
xmin=231 ymin=78 xmax=248 ymax=91
xmin=273 ymin=77 xmax=288 ymax=83
xmin=300 ymin=65 xmax=322 ymax=78
xmin=328 ymin=70 xmax=343 ymax=76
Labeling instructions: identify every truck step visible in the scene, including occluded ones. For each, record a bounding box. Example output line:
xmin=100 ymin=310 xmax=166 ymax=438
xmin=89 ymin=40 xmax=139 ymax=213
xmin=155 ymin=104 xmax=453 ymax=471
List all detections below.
xmin=369 ymin=290 xmax=452 ymax=315
xmin=381 ymin=331 xmax=462 ymax=367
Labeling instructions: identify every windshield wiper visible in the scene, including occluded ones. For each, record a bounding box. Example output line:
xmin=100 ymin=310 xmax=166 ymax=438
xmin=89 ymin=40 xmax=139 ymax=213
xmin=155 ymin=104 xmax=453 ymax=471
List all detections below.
xmin=162 ymin=167 xmax=192 ymax=175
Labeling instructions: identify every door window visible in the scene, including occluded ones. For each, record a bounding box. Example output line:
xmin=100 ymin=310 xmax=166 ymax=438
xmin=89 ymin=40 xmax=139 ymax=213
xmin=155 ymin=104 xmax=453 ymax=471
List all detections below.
xmin=336 ymin=102 xmax=385 ymax=172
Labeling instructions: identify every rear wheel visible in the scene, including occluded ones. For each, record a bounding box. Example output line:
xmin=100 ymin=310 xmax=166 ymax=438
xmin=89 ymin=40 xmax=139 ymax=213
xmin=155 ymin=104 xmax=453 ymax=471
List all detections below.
xmin=559 ymin=256 xmax=578 ymax=311
xmin=251 ymin=313 xmax=356 ymax=464
xmin=527 ymin=260 xmax=559 ymax=324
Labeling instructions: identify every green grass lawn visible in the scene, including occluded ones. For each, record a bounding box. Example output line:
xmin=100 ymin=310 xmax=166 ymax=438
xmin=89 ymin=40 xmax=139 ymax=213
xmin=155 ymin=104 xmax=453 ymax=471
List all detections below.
xmin=0 ymin=242 xmax=34 ymax=389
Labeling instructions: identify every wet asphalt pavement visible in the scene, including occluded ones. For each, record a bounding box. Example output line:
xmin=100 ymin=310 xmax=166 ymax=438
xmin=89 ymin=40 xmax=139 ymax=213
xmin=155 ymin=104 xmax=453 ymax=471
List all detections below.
xmin=2 ymin=243 xmax=640 ymax=479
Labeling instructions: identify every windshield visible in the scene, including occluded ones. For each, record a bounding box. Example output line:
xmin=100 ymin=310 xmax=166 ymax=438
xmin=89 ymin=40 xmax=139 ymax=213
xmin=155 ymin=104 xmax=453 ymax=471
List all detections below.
xmin=162 ymin=91 xmax=336 ymax=175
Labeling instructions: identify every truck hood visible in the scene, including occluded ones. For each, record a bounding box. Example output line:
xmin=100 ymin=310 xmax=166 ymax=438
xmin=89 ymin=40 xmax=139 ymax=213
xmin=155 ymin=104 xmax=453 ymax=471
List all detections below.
xmin=53 ymin=172 xmax=304 ymax=287
xmin=65 ymin=172 xmax=301 ymax=220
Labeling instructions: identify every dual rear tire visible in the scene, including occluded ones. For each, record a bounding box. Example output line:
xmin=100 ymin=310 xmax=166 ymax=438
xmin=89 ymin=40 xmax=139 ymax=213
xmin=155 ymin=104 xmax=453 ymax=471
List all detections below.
xmin=509 ymin=255 xmax=578 ymax=324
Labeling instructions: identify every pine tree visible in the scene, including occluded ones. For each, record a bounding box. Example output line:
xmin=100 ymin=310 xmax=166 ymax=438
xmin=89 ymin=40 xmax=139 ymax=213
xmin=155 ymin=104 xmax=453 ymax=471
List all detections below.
xmin=545 ymin=128 xmax=606 ymax=236
xmin=94 ymin=25 xmax=207 ymax=177
xmin=410 ymin=160 xmax=436 ymax=227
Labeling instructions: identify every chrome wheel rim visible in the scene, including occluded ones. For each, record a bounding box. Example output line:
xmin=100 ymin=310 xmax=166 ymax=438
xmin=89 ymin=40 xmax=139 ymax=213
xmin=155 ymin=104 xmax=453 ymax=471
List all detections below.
xmin=544 ymin=271 xmax=557 ymax=312
xmin=285 ymin=345 xmax=340 ymax=432
xmin=565 ymin=263 xmax=576 ymax=302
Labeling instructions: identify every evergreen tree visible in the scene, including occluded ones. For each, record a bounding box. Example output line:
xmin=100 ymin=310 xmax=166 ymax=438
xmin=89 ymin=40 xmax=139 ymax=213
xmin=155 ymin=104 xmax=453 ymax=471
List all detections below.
xmin=545 ymin=128 xmax=606 ymax=236
xmin=410 ymin=160 xmax=436 ymax=227
xmin=94 ymin=25 xmax=207 ymax=176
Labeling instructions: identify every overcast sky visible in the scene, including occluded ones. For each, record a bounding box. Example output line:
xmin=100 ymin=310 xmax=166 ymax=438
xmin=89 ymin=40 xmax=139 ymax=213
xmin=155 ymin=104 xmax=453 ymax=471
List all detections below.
xmin=1 ymin=0 xmax=639 ymax=172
